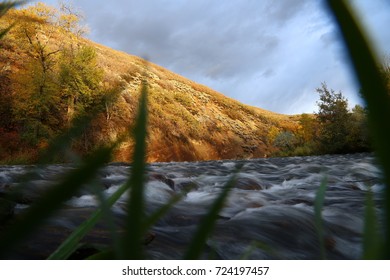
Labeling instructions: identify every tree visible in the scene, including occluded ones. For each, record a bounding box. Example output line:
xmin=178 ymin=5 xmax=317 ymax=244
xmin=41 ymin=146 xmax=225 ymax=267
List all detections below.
xmin=347 ymin=104 xmax=370 ymax=151
xmin=98 ymin=79 xmax=124 ymax=121
xmin=316 ymin=83 xmax=350 ymax=153
xmin=9 ymin=3 xmax=89 ymax=145
xmin=57 ymin=2 xmax=87 ymax=37
xmin=0 ymin=2 xmax=25 ymax=158
xmin=0 ymin=1 xmax=24 ymax=38
xmin=267 ymin=126 xmax=280 ymax=145
xmin=1 ymin=2 xmax=109 ymax=156
xmin=59 ymin=45 xmax=103 ymax=123
xmin=0 ymin=64 xmax=14 ymax=130
xmin=12 ymin=56 xmax=62 ymax=145
xmin=297 ymin=113 xmax=319 ymax=144
xmin=10 ymin=4 xmax=64 ymax=145
xmin=273 ymin=131 xmax=297 ymax=151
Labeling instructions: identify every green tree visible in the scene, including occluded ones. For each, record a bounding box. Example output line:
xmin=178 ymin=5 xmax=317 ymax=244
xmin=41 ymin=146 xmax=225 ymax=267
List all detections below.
xmin=59 ymin=45 xmax=103 ymax=123
xmin=347 ymin=104 xmax=370 ymax=151
xmin=12 ymin=57 xmax=62 ymax=145
xmin=273 ymin=131 xmax=297 ymax=151
xmin=316 ymin=82 xmax=350 ymax=153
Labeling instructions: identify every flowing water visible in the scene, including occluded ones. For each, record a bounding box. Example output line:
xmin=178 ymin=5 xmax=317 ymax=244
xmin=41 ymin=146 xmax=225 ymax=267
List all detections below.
xmin=0 ymin=153 xmax=384 ymax=259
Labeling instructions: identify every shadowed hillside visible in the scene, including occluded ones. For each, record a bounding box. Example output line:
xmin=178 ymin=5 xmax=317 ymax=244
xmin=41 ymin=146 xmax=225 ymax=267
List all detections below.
xmin=0 ymin=3 xmax=299 ymax=163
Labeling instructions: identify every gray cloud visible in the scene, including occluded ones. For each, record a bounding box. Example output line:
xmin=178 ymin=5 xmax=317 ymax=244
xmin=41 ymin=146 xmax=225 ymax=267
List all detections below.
xmin=37 ymin=0 xmax=389 ymax=114
xmin=85 ymin=0 xmax=283 ymax=80
xmin=263 ymin=0 xmax=310 ymax=26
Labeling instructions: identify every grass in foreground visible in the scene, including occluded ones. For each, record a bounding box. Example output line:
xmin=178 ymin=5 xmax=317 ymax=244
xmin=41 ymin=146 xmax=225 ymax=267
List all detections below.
xmin=326 ymin=0 xmax=390 ymax=259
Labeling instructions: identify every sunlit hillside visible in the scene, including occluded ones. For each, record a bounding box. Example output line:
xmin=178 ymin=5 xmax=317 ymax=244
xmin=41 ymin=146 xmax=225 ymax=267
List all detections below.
xmin=0 ymin=3 xmax=301 ymax=163
xmin=91 ymin=42 xmax=300 ymax=162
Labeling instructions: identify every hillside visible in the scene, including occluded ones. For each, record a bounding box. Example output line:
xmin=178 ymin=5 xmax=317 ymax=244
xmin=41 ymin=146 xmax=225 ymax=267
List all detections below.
xmin=92 ymin=42 xmax=298 ymax=162
xmin=0 ymin=4 xmax=299 ymax=163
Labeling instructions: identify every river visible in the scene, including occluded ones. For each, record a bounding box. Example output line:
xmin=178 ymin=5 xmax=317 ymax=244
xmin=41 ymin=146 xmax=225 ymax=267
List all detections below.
xmin=0 ymin=153 xmax=384 ymax=259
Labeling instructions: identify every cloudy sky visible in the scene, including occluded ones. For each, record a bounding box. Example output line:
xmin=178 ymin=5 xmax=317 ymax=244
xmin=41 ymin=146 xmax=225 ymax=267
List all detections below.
xmin=34 ymin=0 xmax=389 ymax=114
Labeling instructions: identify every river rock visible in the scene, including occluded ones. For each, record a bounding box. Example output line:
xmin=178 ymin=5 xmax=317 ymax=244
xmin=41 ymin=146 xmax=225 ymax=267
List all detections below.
xmin=235 ymin=177 xmax=265 ymax=190
xmin=174 ymin=180 xmax=199 ymax=193
xmin=149 ymin=173 xmax=175 ymax=190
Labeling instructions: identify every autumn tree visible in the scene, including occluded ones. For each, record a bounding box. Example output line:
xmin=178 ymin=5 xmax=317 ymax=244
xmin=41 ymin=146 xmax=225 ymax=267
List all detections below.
xmin=10 ymin=3 xmax=92 ymax=145
xmin=57 ymin=2 xmax=87 ymax=36
xmin=0 ymin=1 xmax=25 ymax=157
xmin=347 ymin=104 xmax=371 ymax=152
xmin=296 ymin=113 xmax=319 ymax=144
xmin=9 ymin=4 xmax=63 ymax=144
xmin=0 ymin=63 xmax=13 ymax=130
xmin=12 ymin=2 xmax=86 ymax=86
xmin=0 ymin=1 xmax=24 ymax=38
xmin=12 ymin=57 xmax=63 ymax=145
xmin=59 ymin=45 xmax=103 ymax=123
xmin=315 ymin=83 xmax=351 ymax=153
xmin=267 ymin=126 xmax=280 ymax=145
xmin=1 ymin=2 xmax=113 ymax=157
xmin=286 ymin=113 xmax=321 ymax=155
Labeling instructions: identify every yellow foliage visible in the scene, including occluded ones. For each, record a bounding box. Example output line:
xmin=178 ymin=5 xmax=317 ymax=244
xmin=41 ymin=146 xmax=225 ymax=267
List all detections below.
xmin=267 ymin=126 xmax=280 ymax=144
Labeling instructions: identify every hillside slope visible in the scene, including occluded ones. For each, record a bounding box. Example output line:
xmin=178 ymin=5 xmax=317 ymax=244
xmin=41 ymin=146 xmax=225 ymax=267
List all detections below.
xmin=93 ymin=42 xmax=298 ymax=161
xmin=0 ymin=6 xmax=298 ymax=163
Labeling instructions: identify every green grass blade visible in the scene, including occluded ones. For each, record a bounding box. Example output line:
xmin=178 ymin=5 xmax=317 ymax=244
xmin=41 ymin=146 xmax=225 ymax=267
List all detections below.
xmin=88 ymin=181 xmax=121 ymax=258
xmin=183 ymin=174 xmax=236 ymax=260
xmin=48 ymin=208 xmax=103 ymax=260
xmin=363 ymin=188 xmax=382 ymax=259
xmin=0 ymin=146 xmax=112 ymax=258
xmin=326 ymin=0 xmax=390 ymax=258
xmin=143 ymin=191 xmax=187 ymax=231
xmin=1 ymin=2 xmax=27 ymax=39
xmin=0 ymin=24 xmax=13 ymax=39
xmin=48 ymin=181 xmax=129 ymax=260
xmin=121 ymin=79 xmax=149 ymax=260
xmin=314 ymin=178 xmax=327 ymax=259
xmin=38 ymin=114 xmax=94 ymax=164
xmin=86 ymin=250 xmax=114 ymax=260
xmin=0 ymin=1 xmax=25 ymax=16
xmin=4 ymin=114 xmax=103 ymax=209
xmin=52 ymin=77 xmax=150 ymax=260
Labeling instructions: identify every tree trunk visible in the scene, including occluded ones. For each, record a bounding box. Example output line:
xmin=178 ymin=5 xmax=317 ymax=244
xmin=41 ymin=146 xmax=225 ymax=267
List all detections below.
xmin=67 ymin=95 xmax=75 ymax=125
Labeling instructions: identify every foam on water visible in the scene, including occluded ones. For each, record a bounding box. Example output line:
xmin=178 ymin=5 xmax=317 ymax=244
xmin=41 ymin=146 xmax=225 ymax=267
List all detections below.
xmin=66 ymin=195 xmax=98 ymax=208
